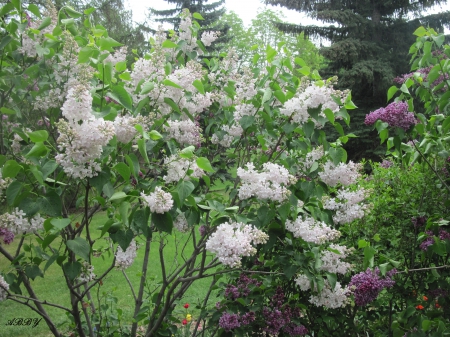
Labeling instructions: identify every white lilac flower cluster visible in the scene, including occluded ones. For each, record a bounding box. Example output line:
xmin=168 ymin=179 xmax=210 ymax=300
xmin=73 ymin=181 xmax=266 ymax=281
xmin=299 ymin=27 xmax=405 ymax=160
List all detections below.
xmin=20 ymin=1 xmax=57 ymax=57
xmin=237 ymin=162 xmax=296 ymax=202
xmin=164 ymin=120 xmax=202 ymax=146
xmin=55 ymin=74 xmax=116 ymax=179
xmin=103 ymin=46 xmax=127 ymax=66
xmin=280 ymin=81 xmax=348 ymax=126
xmin=205 ymin=221 xmax=269 ymax=268
xmin=320 ymin=244 xmax=352 ymax=275
xmin=201 ymin=31 xmax=219 ymax=47
xmin=0 ymin=208 xmax=44 ymax=235
xmin=285 ymin=216 xmax=340 ymax=244
xmin=141 ymin=187 xmax=174 ymax=214
xmin=211 ymin=133 xmax=234 ymax=148
xmin=173 ymin=214 xmax=189 ymax=232
xmin=114 ymin=115 xmax=151 ymax=144
xmin=115 ymin=239 xmax=138 ymax=270
xmin=0 ymin=275 xmax=9 ymax=301
xmin=163 ymin=154 xmax=204 ymax=183
xmin=301 ymin=146 xmax=324 ymax=171
xmin=0 ymin=171 xmax=12 ymax=202
xmin=77 ymin=262 xmax=96 ymax=283
xmin=318 ymin=161 xmax=362 ymax=187
xmin=323 ymin=188 xmax=369 ymax=225
xmin=295 ymin=275 xmax=350 ymax=309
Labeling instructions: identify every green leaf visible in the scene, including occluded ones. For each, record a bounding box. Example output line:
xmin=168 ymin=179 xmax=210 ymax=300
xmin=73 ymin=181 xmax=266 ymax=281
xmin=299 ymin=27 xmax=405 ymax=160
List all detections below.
xmin=63 ymin=261 xmax=82 ymax=282
xmin=61 ymin=18 xmax=75 ymax=26
xmin=193 ymin=12 xmax=204 ymax=20
xmin=110 ymin=191 xmax=127 ymax=201
xmin=422 ymin=320 xmax=432 ymax=332
xmin=113 ymin=229 xmax=134 ymax=251
xmin=363 ymin=246 xmax=376 ymax=269
xmin=162 ymin=40 xmax=178 ymax=48
xmin=0 ymin=36 xmax=12 ymax=50
xmin=50 ymin=218 xmax=71 ymax=230
xmin=387 ymin=86 xmax=398 ymax=102
xmin=133 ymin=208 xmax=151 ymax=238
xmin=107 ymin=86 xmax=133 ymax=111
xmin=152 ymin=212 xmax=173 ymax=234
xmin=84 ymin=7 xmax=96 ymax=15
xmin=113 ymin=162 xmax=130 ymax=182
xmin=25 ymin=142 xmax=48 ymax=158
xmin=78 ymin=46 xmax=98 ymax=64
xmin=137 ymin=138 xmax=149 ymax=164
xmin=64 ymin=6 xmax=83 ymax=18
xmin=140 ymin=81 xmax=155 ymax=95
xmin=37 ymin=17 xmax=51 ymax=31
xmin=193 ymin=79 xmax=205 ymax=94
xmin=163 ymin=97 xmax=180 ymax=113
xmin=149 ymin=130 xmax=163 ymax=140
xmin=28 ymin=130 xmax=48 ymax=143
xmin=163 ymin=79 xmax=182 ymax=89
xmin=176 ymin=181 xmax=195 ymax=207
xmin=0 ymin=107 xmax=16 ymax=115
xmin=2 ymin=160 xmax=23 ymax=178
xmin=323 ymin=108 xmax=335 ymax=124
xmin=44 ymin=253 xmax=59 ymax=272
xmin=66 ymin=237 xmax=90 ymax=261
xmin=6 ymin=181 xmax=23 ymax=206
xmin=262 ymin=88 xmax=272 ymax=103
xmin=325 ymin=272 xmax=337 ymax=290
xmin=294 ymin=57 xmax=307 ymax=67
xmin=328 ymin=147 xmax=347 ymax=165
xmin=180 ymin=146 xmax=195 ymax=159
xmin=196 ymin=157 xmax=214 ymax=172
xmin=25 ymin=264 xmax=43 ymax=281
xmin=125 ymin=154 xmax=140 ymax=179
xmin=239 ymin=115 xmax=255 ymax=130
xmin=413 ymin=26 xmax=427 ymax=37
xmin=99 ymin=36 xmax=123 ymax=51
xmin=41 ymin=160 xmax=58 ymax=179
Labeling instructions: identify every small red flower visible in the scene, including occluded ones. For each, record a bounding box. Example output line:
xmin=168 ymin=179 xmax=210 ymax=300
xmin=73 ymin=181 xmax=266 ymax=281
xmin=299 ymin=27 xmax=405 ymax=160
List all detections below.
xmin=183 ymin=303 xmax=189 ymax=309
xmin=416 ymin=305 xmax=424 ymax=310
xmin=182 ymin=319 xmax=188 ymax=325
xmin=435 ymin=302 xmax=441 ymax=308
xmin=423 ymin=296 xmax=428 ymax=301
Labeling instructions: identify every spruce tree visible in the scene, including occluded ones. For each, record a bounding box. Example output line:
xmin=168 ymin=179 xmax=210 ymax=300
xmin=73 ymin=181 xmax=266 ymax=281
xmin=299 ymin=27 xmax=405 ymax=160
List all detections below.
xmin=265 ymin=0 xmax=450 ymax=160
xmin=150 ymin=0 xmax=226 ymax=30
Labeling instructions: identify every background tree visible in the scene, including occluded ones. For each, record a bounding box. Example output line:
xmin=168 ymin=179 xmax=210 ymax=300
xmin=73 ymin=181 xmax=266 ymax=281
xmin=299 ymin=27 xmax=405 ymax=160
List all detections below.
xmin=214 ymin=9 xmax=323 ymax=69
xmin=149 ymin=0 xmax=229 ymax=44
xmin=264 ymin=0 xmax=450 ymax=160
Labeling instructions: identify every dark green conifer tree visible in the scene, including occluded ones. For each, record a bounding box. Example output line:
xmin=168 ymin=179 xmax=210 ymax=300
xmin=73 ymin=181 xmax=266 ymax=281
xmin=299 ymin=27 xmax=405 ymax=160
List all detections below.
xmin=265 ymin=0 xmax=450 ymax=160
xmin=149 ymin=0 xmax=229 ymax=47
xmin=150 ymin=0 xmax=226 ymax=28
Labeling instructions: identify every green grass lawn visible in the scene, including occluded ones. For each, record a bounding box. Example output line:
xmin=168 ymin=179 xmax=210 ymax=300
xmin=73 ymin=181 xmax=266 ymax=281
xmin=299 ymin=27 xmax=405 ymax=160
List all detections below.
xmin=0 ymin=212 xmax=219 ymax=337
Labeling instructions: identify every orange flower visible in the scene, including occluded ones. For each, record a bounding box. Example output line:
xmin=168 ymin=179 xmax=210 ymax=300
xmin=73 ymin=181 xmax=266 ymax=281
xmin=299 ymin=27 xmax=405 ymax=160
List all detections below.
xmin=423 ymin=296 xmax=428 ymax=301
xmin=416 ymin=305 xmax=424 ymax=310
xmin=182 ymin=319 xmax=188 ymax=325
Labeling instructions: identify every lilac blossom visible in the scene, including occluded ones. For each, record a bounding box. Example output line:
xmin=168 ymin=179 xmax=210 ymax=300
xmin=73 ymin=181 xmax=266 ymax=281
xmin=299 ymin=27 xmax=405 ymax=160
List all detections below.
xmin=218 ymin=312 xmax=240 ymax=331
xmin=365 ymin=101 xmax=417 ymax=130
xmin=349 ymin=267 xmax=397 ymax=306
xmin=380 ymin=160 xmax=393 ymax=168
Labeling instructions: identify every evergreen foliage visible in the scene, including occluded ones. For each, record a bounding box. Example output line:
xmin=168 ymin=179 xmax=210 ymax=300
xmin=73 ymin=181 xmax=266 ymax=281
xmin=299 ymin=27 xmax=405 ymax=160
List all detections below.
xmin=150 ymin=0 xmax=227 ymax=33
xmin=265 ymin=0 xmax=450 ymax=160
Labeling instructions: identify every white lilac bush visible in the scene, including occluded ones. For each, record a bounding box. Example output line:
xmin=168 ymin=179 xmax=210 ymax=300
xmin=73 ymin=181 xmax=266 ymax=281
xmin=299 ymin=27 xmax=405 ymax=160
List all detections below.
xmin=0 ymin=3 xmax=397 ymax=337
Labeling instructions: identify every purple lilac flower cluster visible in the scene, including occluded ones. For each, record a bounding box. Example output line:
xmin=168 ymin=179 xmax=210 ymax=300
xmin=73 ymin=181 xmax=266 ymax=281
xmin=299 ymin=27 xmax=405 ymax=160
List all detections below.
xmin=365 ymin=102 xmax=417 ymax=130
xmin=427 ymin=288 xmax=448 ymax=298
xmin=224 ymin=273 xmax=262 ymax=300
xmin=380 ymin=160 xmax=393 ymax=168
xmin=420 ymin=229 xmax=450 ymax=251
xmin=0 ymin=228 xmax=14 ymax=244
xmin=411 ymin=216 xmax=427 ymax=229
xmin=349 ymin=267 xmax=397 ymax=306
xmin=261 ymin=287 xmax=308 ymax=336
xmin=218 ymin=312 xmax=241 ymax=331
